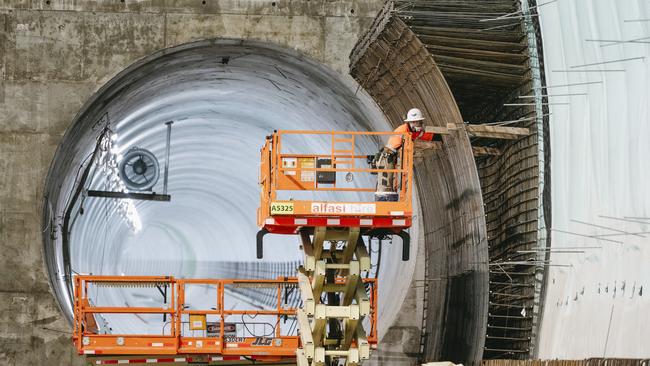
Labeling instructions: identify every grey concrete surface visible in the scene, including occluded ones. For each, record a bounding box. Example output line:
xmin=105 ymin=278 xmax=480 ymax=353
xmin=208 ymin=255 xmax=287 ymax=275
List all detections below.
xmin=368 ymin=213 xmax=426 ymax=366
xmin=0 ymin=2 xmax=387 ymax=365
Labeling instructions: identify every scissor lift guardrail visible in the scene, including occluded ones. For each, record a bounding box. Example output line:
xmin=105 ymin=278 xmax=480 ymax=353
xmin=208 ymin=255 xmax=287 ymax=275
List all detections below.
xmin=73 ymin=275 xmax=376 ymax=365
xmin=257 ymin=131 xmax=414 ymax=366
xmin=257 ymin=130 xmax=414 ymax=260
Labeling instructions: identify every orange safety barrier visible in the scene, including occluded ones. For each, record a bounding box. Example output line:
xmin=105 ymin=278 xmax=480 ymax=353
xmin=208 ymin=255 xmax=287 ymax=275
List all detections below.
xmin=257 ymin=130 xmax=414 ymax=232
xmin=73 ymin=275 xmax=377 ymax=358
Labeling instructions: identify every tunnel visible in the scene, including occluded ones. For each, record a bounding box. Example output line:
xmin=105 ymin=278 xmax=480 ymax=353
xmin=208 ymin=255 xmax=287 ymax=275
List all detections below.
xmin=5 ymin=0 xmax=649 ymax=365
xmin=41 ymin=38 xmax=438 ymax=356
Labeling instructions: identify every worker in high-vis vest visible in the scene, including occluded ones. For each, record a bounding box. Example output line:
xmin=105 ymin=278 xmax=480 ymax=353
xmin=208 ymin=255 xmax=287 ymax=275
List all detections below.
xmin=375 ymin=108 xmax=442 ymax=201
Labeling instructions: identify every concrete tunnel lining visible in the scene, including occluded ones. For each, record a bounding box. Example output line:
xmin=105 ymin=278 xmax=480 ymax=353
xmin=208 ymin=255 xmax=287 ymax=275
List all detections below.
xmin=42 ymin=39 xmax=422 ymax=339
xmin=350 ymin=9 xmax=490 ymax=364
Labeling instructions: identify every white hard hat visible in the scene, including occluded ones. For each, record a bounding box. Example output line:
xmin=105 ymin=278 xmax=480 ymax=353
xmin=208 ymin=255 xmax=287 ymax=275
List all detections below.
xmin=404 ymin=108 xmax=425 ymax=122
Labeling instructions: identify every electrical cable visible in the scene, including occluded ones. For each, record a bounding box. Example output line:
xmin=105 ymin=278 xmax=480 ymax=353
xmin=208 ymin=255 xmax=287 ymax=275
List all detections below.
xmin=240 ymin=313 xmax=276 ymax=337
xmin=61 ymin=150 xmax=96 ymax=215
xmin=61 ymin=128 xmax=110 ymax=213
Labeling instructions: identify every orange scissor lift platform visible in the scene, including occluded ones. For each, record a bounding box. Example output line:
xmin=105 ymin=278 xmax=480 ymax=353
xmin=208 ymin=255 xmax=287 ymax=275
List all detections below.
xmin=73 ymin=275 xmax=378 ymax=365
xmin=256 ymin=130 xmax=414 ymax=366
xmin=256 ymin=130 xmax=414 ymax=260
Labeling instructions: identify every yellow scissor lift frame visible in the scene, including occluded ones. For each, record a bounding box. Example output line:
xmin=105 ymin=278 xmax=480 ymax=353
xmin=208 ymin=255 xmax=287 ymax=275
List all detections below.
xmin=257 ymin=130 xmax=414 ymax=366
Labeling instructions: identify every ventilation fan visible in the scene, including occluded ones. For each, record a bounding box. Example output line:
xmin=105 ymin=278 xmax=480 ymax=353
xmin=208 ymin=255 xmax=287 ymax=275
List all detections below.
xmin=118 ymin=147 xmax=160 ymax=191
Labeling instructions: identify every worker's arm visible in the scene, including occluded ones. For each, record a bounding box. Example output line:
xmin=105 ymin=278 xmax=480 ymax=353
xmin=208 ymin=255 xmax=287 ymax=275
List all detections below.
xmin=417 ymin=131 xmax=443 ymax=142
xmin=386 ymin=124 xmax=409 ymax=150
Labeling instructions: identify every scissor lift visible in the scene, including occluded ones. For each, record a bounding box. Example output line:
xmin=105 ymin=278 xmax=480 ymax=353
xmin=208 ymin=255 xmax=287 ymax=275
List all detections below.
xmin=257 ymin=130 xmax=414 ymax=366
xmin=73 ymin=275 xmax=378 ymax=365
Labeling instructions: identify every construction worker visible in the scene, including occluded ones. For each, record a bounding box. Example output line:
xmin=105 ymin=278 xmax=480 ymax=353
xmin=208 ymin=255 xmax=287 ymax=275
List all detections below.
xmin=374 ymin=108 xmax=442 ymax=201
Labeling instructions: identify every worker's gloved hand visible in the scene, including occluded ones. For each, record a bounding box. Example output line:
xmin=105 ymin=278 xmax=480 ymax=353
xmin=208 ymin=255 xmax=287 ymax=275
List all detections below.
xmin=367 ymin=153 xmax=379 ymax=174
xmin=381 ymin=147 xmax=398 ymax=160
xmin=366 ymin=154 xmax=375 ymax=165
xmin=378 ymin=147 xmax=397 ymax=164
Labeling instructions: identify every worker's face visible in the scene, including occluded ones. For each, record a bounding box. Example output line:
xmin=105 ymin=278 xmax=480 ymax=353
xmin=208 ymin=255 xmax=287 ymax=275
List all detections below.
xmin=409 ymin=121 xmax=423 ymax=131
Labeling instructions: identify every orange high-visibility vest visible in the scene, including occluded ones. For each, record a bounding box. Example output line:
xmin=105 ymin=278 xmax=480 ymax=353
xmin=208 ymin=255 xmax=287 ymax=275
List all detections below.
xmin=387 ymin=123 xmax=435 ymax=150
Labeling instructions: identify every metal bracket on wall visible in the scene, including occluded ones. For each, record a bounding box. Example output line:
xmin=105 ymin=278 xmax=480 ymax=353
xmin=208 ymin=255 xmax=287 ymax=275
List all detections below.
xmin=86 ymin=190 xmax=171 ymax=202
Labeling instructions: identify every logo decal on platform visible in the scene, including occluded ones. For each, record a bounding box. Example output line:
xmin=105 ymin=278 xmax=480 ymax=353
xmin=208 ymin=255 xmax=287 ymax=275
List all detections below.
xmin=310 ymin=203 xmax=376 ymax=214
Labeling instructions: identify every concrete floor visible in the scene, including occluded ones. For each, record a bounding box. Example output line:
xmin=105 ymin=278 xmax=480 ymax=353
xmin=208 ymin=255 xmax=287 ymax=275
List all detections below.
xmin=0 ymin=2 xmax=396 ymax=365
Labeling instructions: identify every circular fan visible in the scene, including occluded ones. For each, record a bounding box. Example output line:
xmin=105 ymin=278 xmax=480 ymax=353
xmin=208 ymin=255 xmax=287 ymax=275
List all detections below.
xmin=118 ymin=147 xmax=160 ymax=191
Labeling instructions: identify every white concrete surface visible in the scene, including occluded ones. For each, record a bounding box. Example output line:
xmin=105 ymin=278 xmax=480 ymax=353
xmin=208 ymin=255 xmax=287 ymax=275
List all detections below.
xmin=538 ymin=0 xmax=650 ymax=358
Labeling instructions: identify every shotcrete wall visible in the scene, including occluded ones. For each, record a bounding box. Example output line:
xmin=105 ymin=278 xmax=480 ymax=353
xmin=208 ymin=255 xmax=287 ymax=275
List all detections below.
xmin=357 ymin=1 xmax=551 ymax=359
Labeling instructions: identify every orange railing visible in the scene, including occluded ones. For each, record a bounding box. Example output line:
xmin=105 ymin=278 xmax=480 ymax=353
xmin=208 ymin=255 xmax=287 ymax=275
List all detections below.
xmin=258 ymin=130 xmax=413 ymax=225
xmin=73 ymin=275 xmax=377 ymax=357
